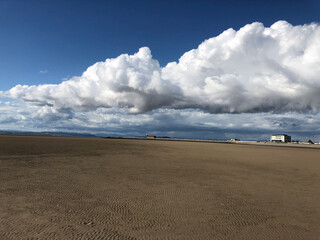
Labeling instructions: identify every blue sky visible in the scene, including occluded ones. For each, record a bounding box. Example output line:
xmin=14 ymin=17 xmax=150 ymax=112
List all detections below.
xmin=0 ymin=0 xmax=320 ymax=140
xmin=1 ymin=0 xmax=319 ymax=89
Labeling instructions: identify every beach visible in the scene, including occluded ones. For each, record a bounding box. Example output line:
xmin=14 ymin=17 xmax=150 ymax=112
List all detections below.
xmin=0 ymin=135 xmax=319 ymax=239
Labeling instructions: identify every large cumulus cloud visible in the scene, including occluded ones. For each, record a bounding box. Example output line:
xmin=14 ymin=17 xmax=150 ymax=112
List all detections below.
xmin=2 ymin=47 xmax=179 ymax=113
xmin=2 ymin=21 xmax=320 ymax=114
xmin=163 ymin=21 xmax=320 ymax=113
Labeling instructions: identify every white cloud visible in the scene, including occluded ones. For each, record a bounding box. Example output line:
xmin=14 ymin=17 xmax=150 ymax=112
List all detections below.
xmin=162 ymin=21 xmax=320 ymax=113
xmin=2 ymin=21 xmax=320 ymax=114
xmin=3 ymin=47 xmax=179 ymax=113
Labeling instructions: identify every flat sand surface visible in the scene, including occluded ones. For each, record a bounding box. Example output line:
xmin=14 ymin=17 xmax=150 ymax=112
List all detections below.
xmin=0 ymin=135 xmax=319 ymax=239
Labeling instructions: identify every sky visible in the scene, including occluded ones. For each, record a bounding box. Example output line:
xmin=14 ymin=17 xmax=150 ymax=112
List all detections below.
xmin=0 ymin=0 xmax=320 ymax=141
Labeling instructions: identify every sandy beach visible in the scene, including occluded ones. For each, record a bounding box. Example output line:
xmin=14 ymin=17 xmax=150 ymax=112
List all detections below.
xmin=0 ymin=135 xmax=319 ymax=239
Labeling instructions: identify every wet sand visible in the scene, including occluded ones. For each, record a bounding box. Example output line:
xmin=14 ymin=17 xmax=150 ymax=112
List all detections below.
xmin=0 ymin=135 xmax=319 ymax=239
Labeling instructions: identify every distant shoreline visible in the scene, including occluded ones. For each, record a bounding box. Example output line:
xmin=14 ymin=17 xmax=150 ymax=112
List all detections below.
xmin=1 ymin=133 xmax=319 ymax=149
xmin=107 ymin=137 xmax=320 ymax=149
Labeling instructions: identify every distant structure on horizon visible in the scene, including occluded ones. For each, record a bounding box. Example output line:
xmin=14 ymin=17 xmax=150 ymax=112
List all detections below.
xmin=270 ymin=134 xmax=291 ymax=143
xmin=146 ymin=135 xmax=156 ymax=139
xmin=230 ymin=138 xmax=240 ymax=141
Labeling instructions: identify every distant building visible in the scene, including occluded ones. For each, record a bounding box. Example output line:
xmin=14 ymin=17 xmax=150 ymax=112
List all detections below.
xmin=146 ymin=135 xmax=156 ymax=139
xmin=230 ymin=138 xmax=240 ymax=141
xmin=270 ymin=134 xmax=291 ymax=143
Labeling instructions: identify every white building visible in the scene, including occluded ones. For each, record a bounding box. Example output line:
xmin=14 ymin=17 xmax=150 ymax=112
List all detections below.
xmin=270 ymin=134 xmax=291 ymax=143
xmin=230 ymin=138 xmax=240 ymax=141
